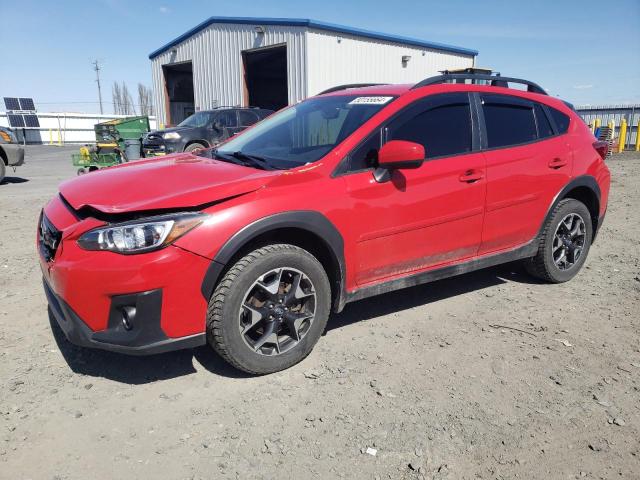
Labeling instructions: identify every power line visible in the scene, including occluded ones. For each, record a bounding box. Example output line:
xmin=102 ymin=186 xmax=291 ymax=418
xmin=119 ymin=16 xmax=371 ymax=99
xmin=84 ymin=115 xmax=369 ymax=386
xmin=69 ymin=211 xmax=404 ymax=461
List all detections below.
xmin=92 ymin=60 xmax=104 ymax=115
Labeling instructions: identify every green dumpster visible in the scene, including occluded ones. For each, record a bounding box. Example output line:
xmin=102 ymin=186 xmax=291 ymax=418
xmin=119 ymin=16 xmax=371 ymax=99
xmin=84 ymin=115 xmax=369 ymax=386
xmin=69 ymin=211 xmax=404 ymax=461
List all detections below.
xmin=94 ymin=116 xmax=151 ymax=160
xmin=72 ymin=116 xmax=151 ymax=175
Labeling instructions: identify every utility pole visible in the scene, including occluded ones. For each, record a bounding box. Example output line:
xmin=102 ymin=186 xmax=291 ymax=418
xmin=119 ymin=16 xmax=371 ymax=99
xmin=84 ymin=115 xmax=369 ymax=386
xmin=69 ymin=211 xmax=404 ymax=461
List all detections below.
xmin=92 ymin=60 xmax=104 ymax=114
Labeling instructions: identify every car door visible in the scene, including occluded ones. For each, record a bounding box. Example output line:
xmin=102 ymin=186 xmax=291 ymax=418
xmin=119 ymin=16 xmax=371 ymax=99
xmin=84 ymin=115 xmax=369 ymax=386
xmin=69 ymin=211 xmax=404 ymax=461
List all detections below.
xmin=477 ymin=94 xmax=573 ymax=254
xmin=341 ymin=92 xmax=487 ymax=286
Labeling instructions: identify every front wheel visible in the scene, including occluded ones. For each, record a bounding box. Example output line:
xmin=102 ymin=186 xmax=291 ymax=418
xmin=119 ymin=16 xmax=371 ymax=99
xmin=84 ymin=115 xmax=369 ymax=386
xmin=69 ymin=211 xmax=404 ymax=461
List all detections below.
xmin=207 ymin=244 xmax=331 ymax=374
xmin=525 ymin=198 xmax=593 ymax=283
xmin=185 ymin=142 xmax=206 ymax=153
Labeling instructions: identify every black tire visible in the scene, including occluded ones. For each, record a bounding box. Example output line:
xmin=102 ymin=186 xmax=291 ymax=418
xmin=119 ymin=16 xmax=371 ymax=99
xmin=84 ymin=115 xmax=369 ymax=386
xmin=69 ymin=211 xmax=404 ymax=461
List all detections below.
xmin=207 ymin=244 xmax=331 ymax=375
xmin=0 ymin=161 xmax=5 ymax=184
xmin=185 ymin=142 xmax=206 ymax=153
xmin=525 ymin=198 xmax=593 ymax=283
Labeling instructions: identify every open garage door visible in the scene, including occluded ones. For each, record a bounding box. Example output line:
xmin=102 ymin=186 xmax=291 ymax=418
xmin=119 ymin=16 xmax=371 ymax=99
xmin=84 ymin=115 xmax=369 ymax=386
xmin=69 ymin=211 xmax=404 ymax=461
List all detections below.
xmin=242 ymin=45 xmax=288 ymax=111
xmin=162 ymin=61 xmax=194 ymax=125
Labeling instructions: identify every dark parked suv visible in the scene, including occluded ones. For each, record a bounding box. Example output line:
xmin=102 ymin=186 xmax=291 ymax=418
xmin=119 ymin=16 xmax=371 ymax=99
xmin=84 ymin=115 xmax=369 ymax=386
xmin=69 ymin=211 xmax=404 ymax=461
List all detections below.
xmin=40 ymin=72 xmax=610 ymax=374
xmin=142 ymin=107 xmax=272 ymax=156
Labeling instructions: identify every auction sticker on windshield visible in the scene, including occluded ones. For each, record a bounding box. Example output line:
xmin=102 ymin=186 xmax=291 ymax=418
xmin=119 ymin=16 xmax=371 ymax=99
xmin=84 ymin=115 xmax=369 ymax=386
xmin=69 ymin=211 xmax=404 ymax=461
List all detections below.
xmin=348 ymin=96 xmax=394 ymax=105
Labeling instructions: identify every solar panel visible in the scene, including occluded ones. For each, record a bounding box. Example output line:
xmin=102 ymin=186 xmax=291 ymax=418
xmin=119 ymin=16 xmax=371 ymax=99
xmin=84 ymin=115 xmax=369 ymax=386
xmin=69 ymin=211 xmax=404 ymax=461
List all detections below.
xmin=4 ymin=97 xmax=20 ymax=110
xmin=23 ymin=114 xmax=40 ymax=128
xmin=8 ymin=114 xmax=25 ymax=128
xmin=18 ymin=98 xmax=36 ymax=111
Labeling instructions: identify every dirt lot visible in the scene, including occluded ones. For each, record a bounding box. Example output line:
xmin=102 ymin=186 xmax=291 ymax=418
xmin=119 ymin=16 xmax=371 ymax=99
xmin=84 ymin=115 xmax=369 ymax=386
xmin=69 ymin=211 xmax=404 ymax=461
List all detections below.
xmin=1 ymin=146 xmax=639 ymax=480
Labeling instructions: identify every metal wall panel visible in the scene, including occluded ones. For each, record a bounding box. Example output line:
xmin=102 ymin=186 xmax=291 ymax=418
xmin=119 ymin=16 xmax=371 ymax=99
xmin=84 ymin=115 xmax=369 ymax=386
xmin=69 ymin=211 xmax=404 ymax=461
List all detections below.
xmin=306 ymin=29 xmax=474 ymax=97
xmin=151 ymin=23 xmax=307 ymax=125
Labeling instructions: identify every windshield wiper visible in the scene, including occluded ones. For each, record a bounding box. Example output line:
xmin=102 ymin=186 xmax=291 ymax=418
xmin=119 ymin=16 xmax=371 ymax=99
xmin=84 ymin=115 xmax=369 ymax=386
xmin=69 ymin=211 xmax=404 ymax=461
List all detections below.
xmin=210 ymin=149 xmax=279 ymax=170
xmin=231 ymin=151 xmax=280 ymax=170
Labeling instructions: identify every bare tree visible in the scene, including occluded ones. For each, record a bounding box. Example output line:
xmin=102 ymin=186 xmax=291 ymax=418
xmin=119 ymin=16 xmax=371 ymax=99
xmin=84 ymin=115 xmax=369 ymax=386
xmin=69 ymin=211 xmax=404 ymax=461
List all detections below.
xmin=112 ymin=81 xmax=136 ymax=115
xmin=137 ymin=84 xmax=154 ymax=116
xmin=121 ymin=83 xmax=135 ymax=115
xmin=112 ymin=82 xmax=123 ymax=114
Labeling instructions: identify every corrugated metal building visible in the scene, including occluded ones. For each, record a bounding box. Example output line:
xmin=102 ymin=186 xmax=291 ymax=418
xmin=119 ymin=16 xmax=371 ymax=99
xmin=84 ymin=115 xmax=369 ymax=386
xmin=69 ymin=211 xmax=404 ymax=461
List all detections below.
xmin=576 ymin=104 xmax=639 ymax=149
xmin=148 ymin=17 xmax=478 ymax=125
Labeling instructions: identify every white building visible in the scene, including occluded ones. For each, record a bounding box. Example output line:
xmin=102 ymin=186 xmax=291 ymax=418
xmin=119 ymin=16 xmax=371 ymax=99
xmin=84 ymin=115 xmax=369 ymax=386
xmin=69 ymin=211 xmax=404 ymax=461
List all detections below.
xmin=149 ymin=17 xmax=478 ymax=126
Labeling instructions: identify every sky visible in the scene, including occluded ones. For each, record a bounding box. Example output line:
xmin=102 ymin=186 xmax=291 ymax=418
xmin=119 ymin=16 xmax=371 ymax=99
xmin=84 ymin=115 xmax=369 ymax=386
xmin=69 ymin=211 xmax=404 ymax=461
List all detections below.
xmin=1 ymin=0 xmax=638 ymax=114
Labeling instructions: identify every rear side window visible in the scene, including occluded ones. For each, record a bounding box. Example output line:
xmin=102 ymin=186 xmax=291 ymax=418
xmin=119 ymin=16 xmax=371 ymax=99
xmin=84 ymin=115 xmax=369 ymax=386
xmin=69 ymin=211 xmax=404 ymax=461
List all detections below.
xmin=548 ymin=107 xmax=570 ymax=134
xmin=481 ymin=95 xmax=537 ymax=148
xmin=238 ymin=110 xmax=260 ymax=126
xmin=534 ymin=104 xmax=554 ymax=138
xmin=386 ymin=94 xmax=473 ymax=159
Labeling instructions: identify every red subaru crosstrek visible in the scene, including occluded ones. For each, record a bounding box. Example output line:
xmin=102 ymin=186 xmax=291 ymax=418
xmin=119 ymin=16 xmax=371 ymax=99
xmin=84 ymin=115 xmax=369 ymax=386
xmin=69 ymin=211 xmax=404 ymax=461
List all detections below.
xmin=39 ymin=73 xmax=610 ymax=374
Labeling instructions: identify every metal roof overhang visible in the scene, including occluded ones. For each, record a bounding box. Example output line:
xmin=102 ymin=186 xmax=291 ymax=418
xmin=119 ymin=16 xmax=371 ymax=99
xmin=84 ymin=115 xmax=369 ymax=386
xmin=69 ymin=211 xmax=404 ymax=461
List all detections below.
xmin=148 ymin=16 xmax=479 ymax=60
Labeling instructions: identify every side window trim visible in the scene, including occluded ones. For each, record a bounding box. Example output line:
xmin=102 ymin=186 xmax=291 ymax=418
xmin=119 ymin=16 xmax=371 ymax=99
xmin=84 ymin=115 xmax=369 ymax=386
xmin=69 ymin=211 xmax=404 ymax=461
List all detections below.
xmin=470 ymin=92 xmax=486 ymax=150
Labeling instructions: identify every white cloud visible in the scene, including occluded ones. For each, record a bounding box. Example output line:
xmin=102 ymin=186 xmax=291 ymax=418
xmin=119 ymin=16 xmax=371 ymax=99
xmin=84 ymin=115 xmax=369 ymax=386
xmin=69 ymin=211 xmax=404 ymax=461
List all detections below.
xmin=159 ymin=6 xmax=170 ymax=13
xmin=573 ymin=84 xmax=594 ymax=90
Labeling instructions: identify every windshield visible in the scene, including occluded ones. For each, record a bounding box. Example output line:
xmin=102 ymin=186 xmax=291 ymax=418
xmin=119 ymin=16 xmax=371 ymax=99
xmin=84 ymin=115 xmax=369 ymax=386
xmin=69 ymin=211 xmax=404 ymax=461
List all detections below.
xmin=178 ymin=111 xmax=213 ymax=128
xmin=212 ymin=95 xmax=395 ymax=169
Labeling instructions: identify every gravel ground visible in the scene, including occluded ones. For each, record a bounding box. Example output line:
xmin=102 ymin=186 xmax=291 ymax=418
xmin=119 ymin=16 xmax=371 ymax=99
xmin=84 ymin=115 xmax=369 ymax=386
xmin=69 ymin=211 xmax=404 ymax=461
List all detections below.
xmin=1 ymin=146 xmax=639 ymax=480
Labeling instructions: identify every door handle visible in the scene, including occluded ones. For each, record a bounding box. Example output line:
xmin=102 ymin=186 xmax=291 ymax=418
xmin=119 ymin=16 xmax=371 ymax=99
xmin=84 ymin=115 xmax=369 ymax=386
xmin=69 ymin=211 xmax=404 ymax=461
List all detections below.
xmin=548 ymin=158 xmax=568 ymax=169
xmin=459 ymin=170 xmax=484 ymax=183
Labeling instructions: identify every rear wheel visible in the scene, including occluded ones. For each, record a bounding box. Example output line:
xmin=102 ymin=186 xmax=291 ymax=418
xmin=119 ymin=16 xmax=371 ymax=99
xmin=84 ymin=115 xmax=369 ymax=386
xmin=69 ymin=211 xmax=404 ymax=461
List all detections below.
xmin=525 ymin=198 xmax=593 ymax=283
xmin=185 ymin=142 xmax=206 ymax=153
xmin=207 ymin=244 xmax=331 ymax=375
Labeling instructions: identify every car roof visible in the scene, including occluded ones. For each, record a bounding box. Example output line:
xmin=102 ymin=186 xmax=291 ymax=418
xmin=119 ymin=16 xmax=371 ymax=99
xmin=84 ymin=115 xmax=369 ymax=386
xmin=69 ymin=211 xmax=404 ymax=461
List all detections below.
xmin=317 ymin=81 xmax=573 ymax=113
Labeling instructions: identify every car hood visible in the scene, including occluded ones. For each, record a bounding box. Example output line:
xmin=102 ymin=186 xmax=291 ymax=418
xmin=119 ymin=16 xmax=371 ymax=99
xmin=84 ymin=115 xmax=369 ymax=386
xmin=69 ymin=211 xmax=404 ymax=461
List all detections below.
xmin=59 ymin=154 xmax=279 ymax=214
xmin=149 ymin=126 xmax=192 ymax=135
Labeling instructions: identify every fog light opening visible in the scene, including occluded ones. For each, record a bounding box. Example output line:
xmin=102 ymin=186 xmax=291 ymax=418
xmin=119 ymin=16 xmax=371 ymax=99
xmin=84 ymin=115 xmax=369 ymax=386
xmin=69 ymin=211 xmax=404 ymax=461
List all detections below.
xmin=121 ymin=306 xmax=136 ymax=331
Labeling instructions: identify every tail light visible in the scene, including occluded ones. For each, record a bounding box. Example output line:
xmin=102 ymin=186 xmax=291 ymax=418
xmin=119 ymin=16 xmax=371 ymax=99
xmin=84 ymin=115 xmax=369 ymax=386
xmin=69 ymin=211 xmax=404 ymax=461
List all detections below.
xmin=593 ymin=141 xmax=609 ymax=161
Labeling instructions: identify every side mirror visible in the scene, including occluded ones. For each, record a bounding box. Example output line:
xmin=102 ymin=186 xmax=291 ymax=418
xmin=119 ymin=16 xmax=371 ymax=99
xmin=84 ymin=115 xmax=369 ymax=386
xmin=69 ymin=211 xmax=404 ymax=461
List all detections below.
xmin=212 ymin=121 xmax=223 ymax=131
xmin=374 ymin=140 xmax=425 ymax=182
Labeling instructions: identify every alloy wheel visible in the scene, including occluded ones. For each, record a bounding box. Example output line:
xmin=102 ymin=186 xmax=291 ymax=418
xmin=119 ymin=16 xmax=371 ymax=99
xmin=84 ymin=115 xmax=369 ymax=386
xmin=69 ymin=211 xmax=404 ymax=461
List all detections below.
xmin=238 ymin=267 xmax=316 ymax=356
xmin=552 ymin=213 xmax=586 ymax=271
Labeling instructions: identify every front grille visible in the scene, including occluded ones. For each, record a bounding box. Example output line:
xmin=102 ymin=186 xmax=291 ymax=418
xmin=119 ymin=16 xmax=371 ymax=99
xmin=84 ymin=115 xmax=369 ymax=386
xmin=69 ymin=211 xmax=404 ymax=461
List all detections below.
xmin=39 ymin=212 xmax=61 ymax=262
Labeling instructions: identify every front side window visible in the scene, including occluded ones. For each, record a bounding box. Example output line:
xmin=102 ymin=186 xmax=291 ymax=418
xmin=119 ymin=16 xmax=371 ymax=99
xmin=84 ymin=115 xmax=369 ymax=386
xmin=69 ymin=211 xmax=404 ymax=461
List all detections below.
xmin=214 ymin=95 xmax=395 ymax=169
xmin=481 ymin=94 xmax=537 ymax=148
xmin=349 ymin=132 xmax=381 ymax=171
xmin=386 ymin=94 xmax=473 ymax=158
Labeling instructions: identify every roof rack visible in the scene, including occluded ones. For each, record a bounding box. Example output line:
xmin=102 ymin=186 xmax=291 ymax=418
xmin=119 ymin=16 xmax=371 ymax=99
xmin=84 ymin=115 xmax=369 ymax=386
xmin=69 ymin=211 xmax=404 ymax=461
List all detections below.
xmin=412 ymin=73 xmax=547 ymax=95
xmin=318 ymin=83 xmax=388 ymax=95
xmin=203 ymin=106 xmax=262 ymax=110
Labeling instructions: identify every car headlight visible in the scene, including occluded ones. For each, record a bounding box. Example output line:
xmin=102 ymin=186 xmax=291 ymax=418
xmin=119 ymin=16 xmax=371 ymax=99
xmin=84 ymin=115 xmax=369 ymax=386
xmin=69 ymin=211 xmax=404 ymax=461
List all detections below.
xmin=0 ymin=129 xmax=16 ymax=143
xmin=163 ymin=132 xmax=181 ymax=140
xmin=77 ymin=213 xmax=206 ymax=254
